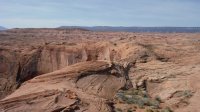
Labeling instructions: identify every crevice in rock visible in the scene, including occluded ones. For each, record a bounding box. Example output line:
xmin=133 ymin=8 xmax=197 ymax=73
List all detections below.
xmin=16 ymin=63 xmax=21 ymax=83
xmin=18 ymin=49 xmax=42 ymax=82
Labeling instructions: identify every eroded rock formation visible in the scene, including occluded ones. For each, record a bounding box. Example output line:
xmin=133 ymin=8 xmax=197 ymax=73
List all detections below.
xmin=0 ymin=61 xmax=133 ymax=112
xmin=0 ymin=28 xmax=200 ymax=112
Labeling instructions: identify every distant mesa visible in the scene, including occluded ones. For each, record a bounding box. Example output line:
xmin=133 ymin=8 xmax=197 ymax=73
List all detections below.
xmin=58 ymin=27 xmax=90 ymax=31
xmin=58 ymin=26 xmax=200 ymax=33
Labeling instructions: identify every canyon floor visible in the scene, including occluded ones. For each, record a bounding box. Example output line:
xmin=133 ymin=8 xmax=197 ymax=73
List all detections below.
xmin=0 ymin=28 xmax=200 ymax=112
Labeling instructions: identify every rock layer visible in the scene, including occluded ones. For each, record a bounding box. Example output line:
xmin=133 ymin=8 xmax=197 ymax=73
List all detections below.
xmin=0 ymin=61 xmax=133 ymax=112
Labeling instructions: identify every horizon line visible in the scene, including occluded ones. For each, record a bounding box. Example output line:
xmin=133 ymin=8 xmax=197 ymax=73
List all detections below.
xmin=4 ymin=26 xmax=200 ymax=29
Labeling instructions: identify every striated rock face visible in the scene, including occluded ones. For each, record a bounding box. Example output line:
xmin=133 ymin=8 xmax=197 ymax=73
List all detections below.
xmin=36 ymin=44 xmax=112 ymax=74
xmin=0 ymin=61 xmax=133 ymax=112
xmin=0 ymin=40 xmax=139 ymax=99
xmin=0 ymin=49 xmax=19 ymax=99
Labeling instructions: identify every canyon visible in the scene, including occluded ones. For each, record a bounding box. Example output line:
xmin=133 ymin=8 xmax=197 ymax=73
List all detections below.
xmin=0 ymin=28 xmax=200 ymax=112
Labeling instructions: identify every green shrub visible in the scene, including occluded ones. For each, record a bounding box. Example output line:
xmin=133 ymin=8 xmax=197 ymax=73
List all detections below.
xmin=147 ymin=99 xmax=160 ymax=108
xmin=116 ymin=88 xmax=161 ymax=109
xmin=161 ymin=107 xmax=173 ymax=112
xmin=183 ymin=90 xmax=193 ymax=98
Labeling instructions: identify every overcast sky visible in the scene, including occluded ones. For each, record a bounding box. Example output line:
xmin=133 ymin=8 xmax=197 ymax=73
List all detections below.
xmin=0 ymin=0 xmax=200 ymax=28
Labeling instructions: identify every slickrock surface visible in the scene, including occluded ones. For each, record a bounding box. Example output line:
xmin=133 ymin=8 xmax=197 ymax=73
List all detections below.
xmin=0 ymin=61 xmax=133 ymax=112
xmin=0 ymin=28 xmax=200 ymax=112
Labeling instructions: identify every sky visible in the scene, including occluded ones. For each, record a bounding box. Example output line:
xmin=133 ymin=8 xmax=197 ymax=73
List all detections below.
xmin=0 ymin=0 xmax=200 ymax=28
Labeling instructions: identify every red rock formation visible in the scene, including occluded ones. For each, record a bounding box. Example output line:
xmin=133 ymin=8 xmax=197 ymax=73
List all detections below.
xmin=0 ymin=29 xmax=200 ymax=111
xmin=0 ymin=61 xmax=133 ymax=112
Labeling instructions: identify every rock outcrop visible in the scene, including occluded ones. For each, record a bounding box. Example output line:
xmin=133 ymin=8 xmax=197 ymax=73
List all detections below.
xmin=0 ymin=61 xmax=133 ymax=112
xmin=0 ymin=49 xmax=19 ymax=99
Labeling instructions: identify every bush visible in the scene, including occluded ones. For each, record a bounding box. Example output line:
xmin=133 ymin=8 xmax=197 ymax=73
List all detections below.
xmin=114 ymin=89 xmax=175 ymax=112
xmin=115 ymin=89 xmax=160 ymax=109
xmin=183 ymin=90 xmax=193 ymax=98
xmin=161 ymin=107 xmax=173 ymax=112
